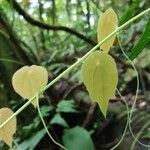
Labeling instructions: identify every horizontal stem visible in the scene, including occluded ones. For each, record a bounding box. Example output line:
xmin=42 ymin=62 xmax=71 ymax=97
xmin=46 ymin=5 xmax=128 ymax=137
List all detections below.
xmin=0 ymin=7 xmax=150 ymax=129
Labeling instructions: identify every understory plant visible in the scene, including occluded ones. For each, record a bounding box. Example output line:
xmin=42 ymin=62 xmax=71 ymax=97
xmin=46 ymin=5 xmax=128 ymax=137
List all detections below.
xmin=0 ymin=5 xmax=150 ymax=150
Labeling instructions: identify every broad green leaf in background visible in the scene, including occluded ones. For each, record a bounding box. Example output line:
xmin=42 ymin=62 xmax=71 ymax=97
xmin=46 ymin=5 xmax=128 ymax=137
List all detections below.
xmin=82 ymin=51 xmax=118 ymax=117
xmin=12 ymin=65 xmax=48 ymax=106
xmin=0 ymin=108 xmax=16 ymax=147
xmin=119 ymin=0 xmax=140 ymax=25
xmin=63 ymin=126 xmax=94 ymax=150
xmin=97 ymin=8 xmax=118 ymax=53
xmin=40 ymin=105 xmax=54 ymax=117
xmin=18 ymin=128 xmax=46 ymax=150
xmin=129 ymin=17 xmax=150 ymax=60
xmin=50 ymin=113 xmax=69 ymax=128
xmin=56 ymin=100 xmax=78 ymax=113
xmin=21 ymin=106 xmax=53 ymax=138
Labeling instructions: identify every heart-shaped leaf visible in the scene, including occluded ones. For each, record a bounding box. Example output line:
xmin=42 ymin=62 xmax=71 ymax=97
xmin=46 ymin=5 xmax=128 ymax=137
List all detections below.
xmin=97 ymin=8 xmax=118 ymax=53
xmin=82 ymin=51 xmax=118 ymax=117
xmin=0 ymin=108 xmax=16 ymax=147
xmin=12 ymin=65 xmax=48 ymax=106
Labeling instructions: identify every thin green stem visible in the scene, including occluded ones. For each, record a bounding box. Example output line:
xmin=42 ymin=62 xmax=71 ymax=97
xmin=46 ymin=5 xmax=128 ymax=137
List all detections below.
xmin=130 ymin=120 xmax=150 ymax=150
xmin=12 ymin=139 xmax=21 ymax=150
xmin=118 ymin=35 xmax=150 ymax=148
xmin=118 ymin=35 xmax=139 ymax=118
xmin=36 ymin=94 xmax=67 ymax=150
xmin=0 ymin=97 xmax=36 ymax=128
xmin=0 ymin=7 xmax=150 ymax=129
xmin=110 ymin=89 xmax=130 ymax=150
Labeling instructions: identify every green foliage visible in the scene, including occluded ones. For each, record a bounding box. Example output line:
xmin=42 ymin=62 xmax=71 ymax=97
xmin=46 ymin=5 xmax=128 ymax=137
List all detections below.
xmin=40 ymin=105 xmax=54 ymax=117
xmin=63 ymin=126 xmax=94 ymax=150
xmin=129 ymin=17 xmax=150 ymax=60
xmin=56 ymin=100 xmax=78 ymax=113
xmin=50 ymin=113 xmax=69 ymax=128
xmin=50 ymin=99 xmax=78 ymax=127
xmin=120 ymin=0 xmax=141 ymax=25
xmin=18 ymin=128 xmax=46 ymax=150
xmin=21 ymin=105 xmax=53 ymax=138
xmin=143 ymin=132 xmax=150 ymax=139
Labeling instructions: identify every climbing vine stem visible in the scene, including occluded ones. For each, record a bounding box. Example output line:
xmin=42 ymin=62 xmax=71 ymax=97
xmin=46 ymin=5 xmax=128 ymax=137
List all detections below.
xmin=0 ymin=7 xmax=150 ymax=130
xmin=12 ymin=139 xmax=21 ymax=150
xmin=36 ymin=93 xmax=67 ymax=150
xmin=110 ymin=89 xmax=130 ymax=150
xmin=118 ymin=34 xmax=150 ymax=148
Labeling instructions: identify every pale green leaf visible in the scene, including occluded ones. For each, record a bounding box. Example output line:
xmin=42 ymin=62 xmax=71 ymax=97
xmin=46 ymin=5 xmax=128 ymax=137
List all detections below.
xmin=0 ymin=108 xmax=16 ymax=147
xmin=82 ymin=51 xmax=118 ymax=117
xmin=97 ymin=8 xmax=118 ymax=53
xmin=12 ymin=65 xmax=48 ymax=106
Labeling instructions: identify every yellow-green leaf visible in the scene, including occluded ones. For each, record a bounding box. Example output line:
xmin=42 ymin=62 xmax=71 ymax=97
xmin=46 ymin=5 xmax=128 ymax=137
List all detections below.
xmin=97 ymin=8 xmax=118 ymax=53
xmin=12 ymin=65 xmax=48 ymax=106
xmin=82 ymin=51 xmax=118 ymax=117
xmin=0 ymin=108 xmax=16 ymax=147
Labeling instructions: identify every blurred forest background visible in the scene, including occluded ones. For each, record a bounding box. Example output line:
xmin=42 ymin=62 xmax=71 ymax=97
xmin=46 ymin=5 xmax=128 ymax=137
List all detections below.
xmin=0 ymin=0 xmax=150 ymax=149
